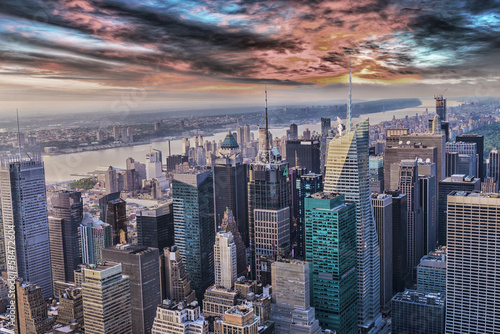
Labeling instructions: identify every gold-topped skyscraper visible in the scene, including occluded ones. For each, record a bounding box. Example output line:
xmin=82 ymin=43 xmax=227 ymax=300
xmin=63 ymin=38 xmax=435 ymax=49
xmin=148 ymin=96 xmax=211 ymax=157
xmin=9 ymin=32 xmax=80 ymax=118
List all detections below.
xmin=323 ymin=61 xmax=381 ymax=330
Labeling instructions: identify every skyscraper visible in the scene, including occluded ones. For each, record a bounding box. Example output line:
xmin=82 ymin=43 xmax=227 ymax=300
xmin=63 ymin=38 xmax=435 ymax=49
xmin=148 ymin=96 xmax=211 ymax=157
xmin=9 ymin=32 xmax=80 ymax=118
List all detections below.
xmin=456 ymin=134 xmax=484 ymax=180
xmin=324 ymin=118 xmax=381 ymax=329
xmin=101 ymin=245 xmax=161 ymax=334
xmin=105 ymin=166 xmax=119 ymax=194
xmin=79 ymin=213 xmax=112 ymax=265
xmin=285 ymin=139 xmax=321 ymax=174
xmin=371 ymin=193 xmax=393 ymax=313
xmin=14 ymin=280 xmax=55 ymax=333
xmin=136 ymin=201 xmax=175 ymax=251
xmin=98 ymin=191 xmax=120 ymax=222
xmin=445 ymin=191 xmax=500 ymax=333
xmin=305 ymin=193 xmax=357 ymax=333
xmin=320 ymin=117 xmax=331 ymax=136
xmin=488 ymin=148 xmax=500 ymax=182
xmin=81 ymin=262 xmax=132 ymax=334
xmin=270 ymin=259 xmax=322 ymax=334
xmin=48 ymin=190 xmax=83 ymax=295
xmin=172 ymin=170 xmax=215 ymax=298
xmin=213 ymin=131 xmax=248 ymax=245
xmin=445 ymin=141 xmax=477 ymax=177
xmin=398 ymin=159 xmax=423 ymax=277
xmin=293 ymin=172 xmax=322 ymax=259
xmin=106 ymin=198 xmax=127 ymax=245
xmin=247 ymin=92 xmax=290 ymax=279
xmin=384 ymin=144 xmax=438 ymax=190
xmin=369 ymin=155 xmax=384 ymax=194
xmin=0 ymin=206 xmax=5 ymax=272
xmin=289 ymin=123 xmax=298 ymax=140
xmin=418 ymin=173 xmax=437 ymax=253
xmin=220 ymin=209 xmax=247 ymax=278
xmin=417 ymin=247 xmax=446 ymax=294
xmin=0 ymin=153 xmax=53 ymax=299
xmin=399 ymin=133 xmax=446 ymax=185
xmin=438 ymin=174 xmax=480 ymax=245
xmin=254 ymin=207 xmax=290 ymax=283
xmin=160 ymin=245 xmax=196 ymax=304
xmin=392 ymin=290 xmax=445 ymax=334
xmin=146 ymin=149 xmax=168 ymax=190
xmin=384 ymin=190 xmax=409 ymax=292
xmin=243 ymin=125 xmax=251 ymax=144
xmin=57 ymin=287 xmax=84 ymax=331
xmin=214 ymin=231 xmax=237 ymax=290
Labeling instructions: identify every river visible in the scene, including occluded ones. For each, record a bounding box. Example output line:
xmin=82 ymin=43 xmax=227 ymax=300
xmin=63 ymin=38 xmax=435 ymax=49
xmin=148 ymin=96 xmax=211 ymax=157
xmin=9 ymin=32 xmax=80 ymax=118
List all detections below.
xmin=43 ymin=99 xmax=460 ymax=183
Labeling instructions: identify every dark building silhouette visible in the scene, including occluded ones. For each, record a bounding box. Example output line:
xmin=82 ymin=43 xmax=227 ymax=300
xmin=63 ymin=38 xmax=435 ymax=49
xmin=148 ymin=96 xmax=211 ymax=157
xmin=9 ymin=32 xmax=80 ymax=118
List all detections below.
xmin=384 ymin=190 xmax=409 ymax=293
xmin=102 ymin=245 xmax=161 ymax=334
xmin=166 ymin=155 xmax=189 ymax=172
xmin=213 ymin=132 xmax=248 ymax=246
xmin=293 ymin=172 xmax=322 ymax=259
xmin=320 ymin=117 xmax=331 ymax=136
xmin=106 ymin=198 xmax=127 ymax=245
xmin=289 ymin=123 xmax=298 ymax=140
xmin=98 ymin=192 xmax=120 ymax=222
xmin=372 ymin=193 xmax=393 ymax=314
xmin=48 ymin=190 xmax=83 ymax=296
xmin=285 ymin=139 xmax=321 ymax=174
xmin=136 ymin=201 xmax=174 ymax=251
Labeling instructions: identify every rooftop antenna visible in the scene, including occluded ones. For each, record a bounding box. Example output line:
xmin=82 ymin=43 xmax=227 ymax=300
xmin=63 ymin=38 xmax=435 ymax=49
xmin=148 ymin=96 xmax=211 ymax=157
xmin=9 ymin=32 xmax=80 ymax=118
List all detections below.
xmin=265 ymin=87 xmax=270 ymax=157
xmin=347 ymin=56 xmax=352 ymax=132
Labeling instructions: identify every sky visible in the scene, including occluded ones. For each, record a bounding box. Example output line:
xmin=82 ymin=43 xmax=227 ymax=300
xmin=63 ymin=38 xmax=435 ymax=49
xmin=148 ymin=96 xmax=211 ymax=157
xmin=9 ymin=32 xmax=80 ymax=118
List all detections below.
xmin=0 ymin=0 xmax=499 ymax=115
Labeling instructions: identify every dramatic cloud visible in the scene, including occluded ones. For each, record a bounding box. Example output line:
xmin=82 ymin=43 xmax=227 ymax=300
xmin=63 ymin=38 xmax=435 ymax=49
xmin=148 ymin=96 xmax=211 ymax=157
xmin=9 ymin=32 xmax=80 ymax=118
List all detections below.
xmin=0 ymin=0 xmax=499 ymax=107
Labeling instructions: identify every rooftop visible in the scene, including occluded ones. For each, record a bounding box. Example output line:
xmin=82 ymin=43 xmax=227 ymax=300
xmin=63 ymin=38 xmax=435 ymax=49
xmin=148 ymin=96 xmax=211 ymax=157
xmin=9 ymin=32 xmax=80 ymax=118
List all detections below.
xmin=221 ymin=131 xmax=239 ymax=149
xmin=393 ymin=290 xmax=445 ymax=307
xmin=449 ymin=191 xmax=500 ymax=198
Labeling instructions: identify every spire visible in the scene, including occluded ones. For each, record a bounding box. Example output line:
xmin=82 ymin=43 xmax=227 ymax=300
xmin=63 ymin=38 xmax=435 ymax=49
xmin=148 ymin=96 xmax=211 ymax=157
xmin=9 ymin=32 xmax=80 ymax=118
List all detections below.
xmin=16 ymin=109 xmax=22 ymax=160
xmin=347 ymin=56 xmax=352 ymax=132
xmin=265 ymin=88 xmax=270 ymax=154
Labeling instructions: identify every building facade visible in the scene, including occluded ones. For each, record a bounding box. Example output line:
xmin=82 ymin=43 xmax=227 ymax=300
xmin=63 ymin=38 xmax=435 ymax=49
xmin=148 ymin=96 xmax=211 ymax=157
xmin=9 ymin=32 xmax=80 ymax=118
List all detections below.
xmin=81 ymin=262 xmax=132 ymax=334
xmin=101 ymin=245 xmax=161 ymax=334
xmin=172 ymin=170 xmax=215 ymax=299
xmin=445 ymin=192 xmax=500 ymax=333
xmin=392 ymin=290 xmax=445 ymax=334
xmin=136 ymin=201 xmax=175 ymax=252
xmin=324 ymin=118 xmax=381 ymax=329
xmin=305 ymin=193 xmax=357 ymax=333
xmin=0 ymin=153 xmax=53 ymax=299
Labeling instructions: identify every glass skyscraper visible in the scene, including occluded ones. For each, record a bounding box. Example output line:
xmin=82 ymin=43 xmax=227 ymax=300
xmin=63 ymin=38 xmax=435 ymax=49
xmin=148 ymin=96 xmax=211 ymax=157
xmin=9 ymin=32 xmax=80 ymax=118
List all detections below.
xmin=324 ymin=118 xmax=381 ymax=329
xmin=172 ymin=170 xmax=215 ymax=299
xmin=305 ymin=193 xmax=357 ymax=333
xmin=0 ymin=153 xmax=53 ymax=299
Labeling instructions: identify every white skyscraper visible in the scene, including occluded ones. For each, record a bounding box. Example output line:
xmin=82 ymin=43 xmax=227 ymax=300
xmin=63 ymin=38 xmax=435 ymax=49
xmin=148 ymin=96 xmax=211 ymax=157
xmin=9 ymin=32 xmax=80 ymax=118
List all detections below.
xmin=146 ymin=149 xmax=163 ymax=180
xmin=446 ymin=191 xmax=500 ymax=333
xmin=324 ymin=67 xmax=381 ymax=329
xmin=146 ymin=149 xmax=168 ymax=190
xmin=214 ymin=231 xmax=237 ymax=289
xmin=0 ymin=153 xmax=53 ymax=299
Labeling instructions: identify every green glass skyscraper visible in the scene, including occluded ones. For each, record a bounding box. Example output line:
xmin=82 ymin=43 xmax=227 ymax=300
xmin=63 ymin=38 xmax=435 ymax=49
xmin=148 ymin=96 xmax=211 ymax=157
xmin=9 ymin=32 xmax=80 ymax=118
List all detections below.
xmin=305 ymin=192 xmax=357 ymax=333
xmin=172 ymin=170 xmax=215 ymax=300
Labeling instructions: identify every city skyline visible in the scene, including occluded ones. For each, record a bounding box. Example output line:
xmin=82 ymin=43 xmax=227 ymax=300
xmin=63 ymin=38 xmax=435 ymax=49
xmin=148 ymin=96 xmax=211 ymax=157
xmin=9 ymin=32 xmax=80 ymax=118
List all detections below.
xmin=1 ymin=1 xmax=500 ymax=115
